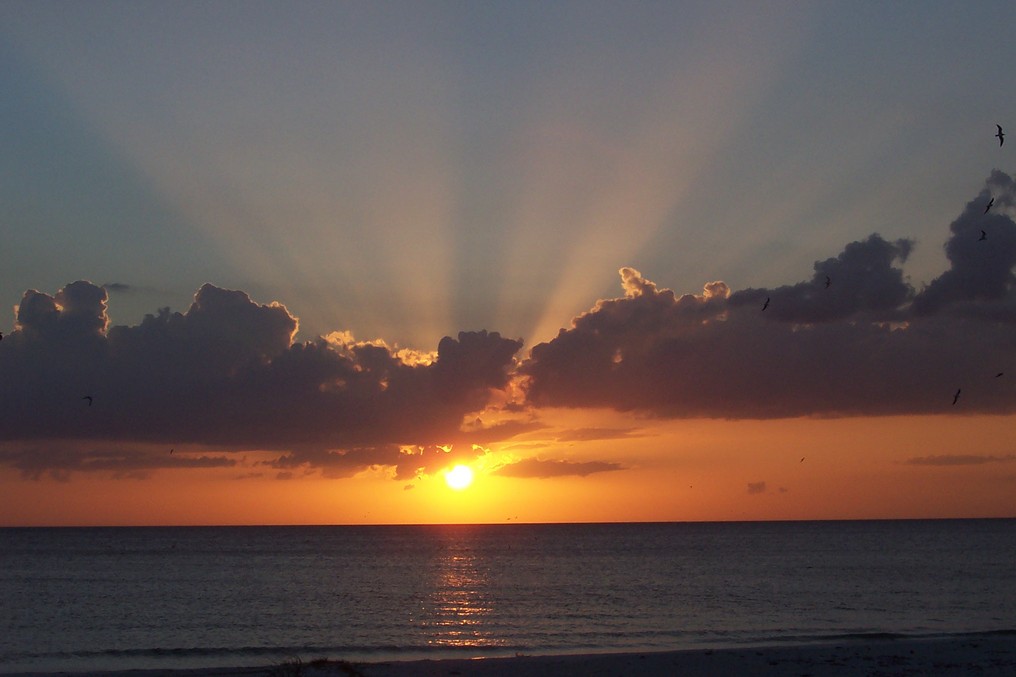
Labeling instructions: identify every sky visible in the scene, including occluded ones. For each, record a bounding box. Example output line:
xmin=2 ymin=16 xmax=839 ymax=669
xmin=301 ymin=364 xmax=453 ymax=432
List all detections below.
xmin=2 ymin=1 xmax=1016 ymax=526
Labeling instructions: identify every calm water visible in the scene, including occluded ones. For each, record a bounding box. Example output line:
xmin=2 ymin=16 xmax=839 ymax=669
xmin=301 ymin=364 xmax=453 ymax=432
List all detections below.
xmin=2 ymin=520 xmax=1015 ymax=674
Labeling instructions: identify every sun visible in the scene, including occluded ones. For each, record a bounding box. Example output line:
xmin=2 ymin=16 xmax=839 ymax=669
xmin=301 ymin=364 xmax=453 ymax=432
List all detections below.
xmin=444 ymin=464 xmax=475 ymax=491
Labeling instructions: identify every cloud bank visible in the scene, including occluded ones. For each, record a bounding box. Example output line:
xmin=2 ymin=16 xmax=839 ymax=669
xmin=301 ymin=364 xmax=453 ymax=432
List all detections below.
xmin=3 ymin=172 xmax=1016 ymax=479
xmin=0 ymin=283 xmax=522 ymax=478
xmin=521 ymin=172 xmax=1016 ymax=418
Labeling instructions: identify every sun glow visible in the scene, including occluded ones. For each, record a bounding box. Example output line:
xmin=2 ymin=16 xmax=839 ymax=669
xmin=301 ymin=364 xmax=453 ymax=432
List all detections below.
xmin=444 ymin=465 xmax=475 ymax=491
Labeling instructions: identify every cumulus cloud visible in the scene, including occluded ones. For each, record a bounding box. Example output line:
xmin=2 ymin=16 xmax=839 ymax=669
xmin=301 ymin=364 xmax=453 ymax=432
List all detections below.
xmin=5 ymin=173 xmax=1016 ymax=481
xmin=912 ymin=170 xmax=1016 ymax=317
xmin=0 ymin=283 xmax=523 ymax=478
xmin=520 ymin=173 xmax=1016 ymax=418
xmin=493 ymin=458 xmax=624 ymax=478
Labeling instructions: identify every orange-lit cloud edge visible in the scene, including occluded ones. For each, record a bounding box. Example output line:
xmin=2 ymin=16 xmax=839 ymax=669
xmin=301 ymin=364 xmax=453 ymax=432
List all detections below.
xmin=2 ymin=172 xmax=1016 ymax=525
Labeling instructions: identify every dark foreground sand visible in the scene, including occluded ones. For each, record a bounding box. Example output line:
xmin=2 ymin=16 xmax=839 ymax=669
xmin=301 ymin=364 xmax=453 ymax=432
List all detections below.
xmin=8 ymin=635 xmax=1016 ymax=677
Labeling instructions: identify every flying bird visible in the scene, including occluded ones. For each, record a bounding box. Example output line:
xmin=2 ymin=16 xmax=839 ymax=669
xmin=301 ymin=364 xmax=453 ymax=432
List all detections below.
xmin=996 ymin=124 xmax=1005 ymax=146
xmin=824 ymin=275 xmax=831 ymax=289
xmin=996 ymin=372 xmax=1004 ymax=378
xmin=82 ymin=395 xmax=93 ymax=406
xmin=952 ymin=389 xmax=961 ymax=406
xmin=985 ymin=197 xmax=995 ymax=213
xmin=762 ymin=297 xmax=770 ymax=311
xmin=979 ymin=230 xmax=987 ymax=241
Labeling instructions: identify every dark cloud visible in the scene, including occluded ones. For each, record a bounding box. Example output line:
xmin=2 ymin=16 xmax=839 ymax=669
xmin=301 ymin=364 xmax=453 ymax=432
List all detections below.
xmin=904 ymin=454 xmax=1016 ymax=466
xmin=0 ymin=282 xmax=522 ymax=478
xmin=747 ymin=481 xmax=767 ymax=495
xmin=493 ymin=458 xmax=624 ymax=478
xmin=912 ymin=170 xmax=1016 ymax=317
xmin=730 ymin=234 xmax=914 ymax=322
xmin=265 ymin=443 xmax=490 ymax=481
xmin=0 ymin=443 xmax=235 ymax=481
xmin=102 ymin=283 xmax=133 ymax=293
xmin=520 ymin=173 xmax=1016 ymax=419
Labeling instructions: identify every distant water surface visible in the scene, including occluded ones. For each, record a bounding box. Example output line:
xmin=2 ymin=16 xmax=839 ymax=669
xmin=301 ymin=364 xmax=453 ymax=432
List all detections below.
xmin=2 ymin=520 xmax=1014 ymax=673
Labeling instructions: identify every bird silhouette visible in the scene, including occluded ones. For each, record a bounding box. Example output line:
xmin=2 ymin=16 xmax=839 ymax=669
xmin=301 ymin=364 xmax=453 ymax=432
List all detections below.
xmin=952 ymin=389 xmax=961 ymax=406
xmin=996 ymin=124 xmax=1005 ymax=146
xmin=985 ymin=197 xmax=995 ymax=213
xmin=762 ymin=297 xmax=770 ymax=311
xmin=82 ymin=395 xmax=93 ymax=406
xmin=824 ymin=275 xmax=831 ymax=289
xmin=979 ymin=230 xmax=987 ymax=241
xmin=996 ymin=372 xmax=1004 ymax=378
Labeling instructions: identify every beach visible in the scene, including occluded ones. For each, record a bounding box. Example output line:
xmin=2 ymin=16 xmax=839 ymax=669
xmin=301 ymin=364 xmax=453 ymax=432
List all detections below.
xmin=6 ymin=635 xmax=1016 ymax=677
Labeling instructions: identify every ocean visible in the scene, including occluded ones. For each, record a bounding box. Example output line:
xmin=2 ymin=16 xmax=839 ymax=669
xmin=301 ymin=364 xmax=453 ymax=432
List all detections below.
xmin=1 ymin=520 xmax=1014 ymax=674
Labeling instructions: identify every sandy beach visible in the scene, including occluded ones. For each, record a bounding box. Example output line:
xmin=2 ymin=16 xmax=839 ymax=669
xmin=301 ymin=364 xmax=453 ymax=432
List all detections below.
xmin=6 ymin=635 xmax=1016 ymax=677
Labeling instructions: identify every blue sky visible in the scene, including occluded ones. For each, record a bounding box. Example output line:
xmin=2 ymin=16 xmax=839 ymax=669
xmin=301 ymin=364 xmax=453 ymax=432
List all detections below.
xmin=2 ymin=0 xmax=1014 ymax=349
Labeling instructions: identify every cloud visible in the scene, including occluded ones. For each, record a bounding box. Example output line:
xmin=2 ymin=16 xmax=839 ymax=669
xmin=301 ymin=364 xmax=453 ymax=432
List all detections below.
xmin=904 ymin=454 xmax=1016 ymax=466
xmin=520 ymin=173 xmax=1016 ymax=419
xmin=747 ymin=481 xmax=767 ymax=494
xmin=493 ymin=458 xmax=624 ymax=478
xmin=5 ymin=173 xmax=1016 ymax=481
xmin=729 ymin=234 xmax=914 ymax=322
xmin=0 ymin=443 xmax=235 ymax=481
xmin=912 ymin=170 xmax=1016 ymax=317
xmin=0 ymin=282 xmax=523 ymax=478
xmin=554 ymin=427 xmax=644 ymax=442
xmin=102 ymin=283 xmax=133 ymax=293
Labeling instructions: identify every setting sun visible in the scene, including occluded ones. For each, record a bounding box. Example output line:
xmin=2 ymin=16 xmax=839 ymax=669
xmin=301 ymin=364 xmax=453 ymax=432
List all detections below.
xmin=444 ymin=465 xmax=475 ymax=491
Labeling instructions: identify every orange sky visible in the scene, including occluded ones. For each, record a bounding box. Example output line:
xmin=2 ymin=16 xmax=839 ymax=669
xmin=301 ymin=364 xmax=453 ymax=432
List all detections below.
xmin=3 ymin=411 xmax=1012 ymax=526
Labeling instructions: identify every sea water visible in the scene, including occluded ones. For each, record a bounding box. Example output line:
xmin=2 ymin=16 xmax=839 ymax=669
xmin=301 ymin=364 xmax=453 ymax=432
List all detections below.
xmin=1 ymin=520 xmax=1014 ymax=674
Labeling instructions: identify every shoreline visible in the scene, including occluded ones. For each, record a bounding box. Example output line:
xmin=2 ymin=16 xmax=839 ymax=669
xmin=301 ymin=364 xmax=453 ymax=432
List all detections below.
xmin=5 ymin=635 xmax=1016 ymax=677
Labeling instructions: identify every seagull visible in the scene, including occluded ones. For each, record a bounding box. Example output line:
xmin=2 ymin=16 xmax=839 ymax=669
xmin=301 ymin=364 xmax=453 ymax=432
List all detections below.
xmin=952 ymin=389 xmax=961 ymax=406
xmin=762 ymin=297 xmax=770 ymax=311
xmin=824 ymin=275 xmax=831 ymax=289
xmin=985 ymin=197 xmax=995 ymax=213
xmin=996 ymin=124 xmax=1005 ymax=147
xmin=82 ymin=395 xmax=93 ymax=406
xmin=980 ymin=230 xmax=987 ymax=241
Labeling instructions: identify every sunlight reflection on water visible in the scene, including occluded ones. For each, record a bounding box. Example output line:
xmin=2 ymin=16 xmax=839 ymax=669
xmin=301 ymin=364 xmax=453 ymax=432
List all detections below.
xmin=423 ymin=544 xmax=503 ymax=648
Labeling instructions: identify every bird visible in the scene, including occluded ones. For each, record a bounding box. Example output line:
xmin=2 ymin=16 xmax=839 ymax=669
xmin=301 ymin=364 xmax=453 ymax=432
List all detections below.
xmin=985 ymin=197 xmax=995 ymax=213
xmin=952 ymin=389 xmax=961 ymax=406
xmin=996 ymin=372 xmax=1004 ymax=378
xmin=979 ymin=230 xmax=987 ymax=241
xmin=762 ymin=297 xmax=770 ymax=311
xmin=824 ymin=275 xmax=831 ymax=289
xmin=170 ymin=448 xmax=174 ymax=455
xmin=82 ymin=395 xmax=93 ymax=406
xmin=800 ymin=457 xmax=805 ymax=463
xmin=996 ymin=124 xmax=1005 ymax=146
